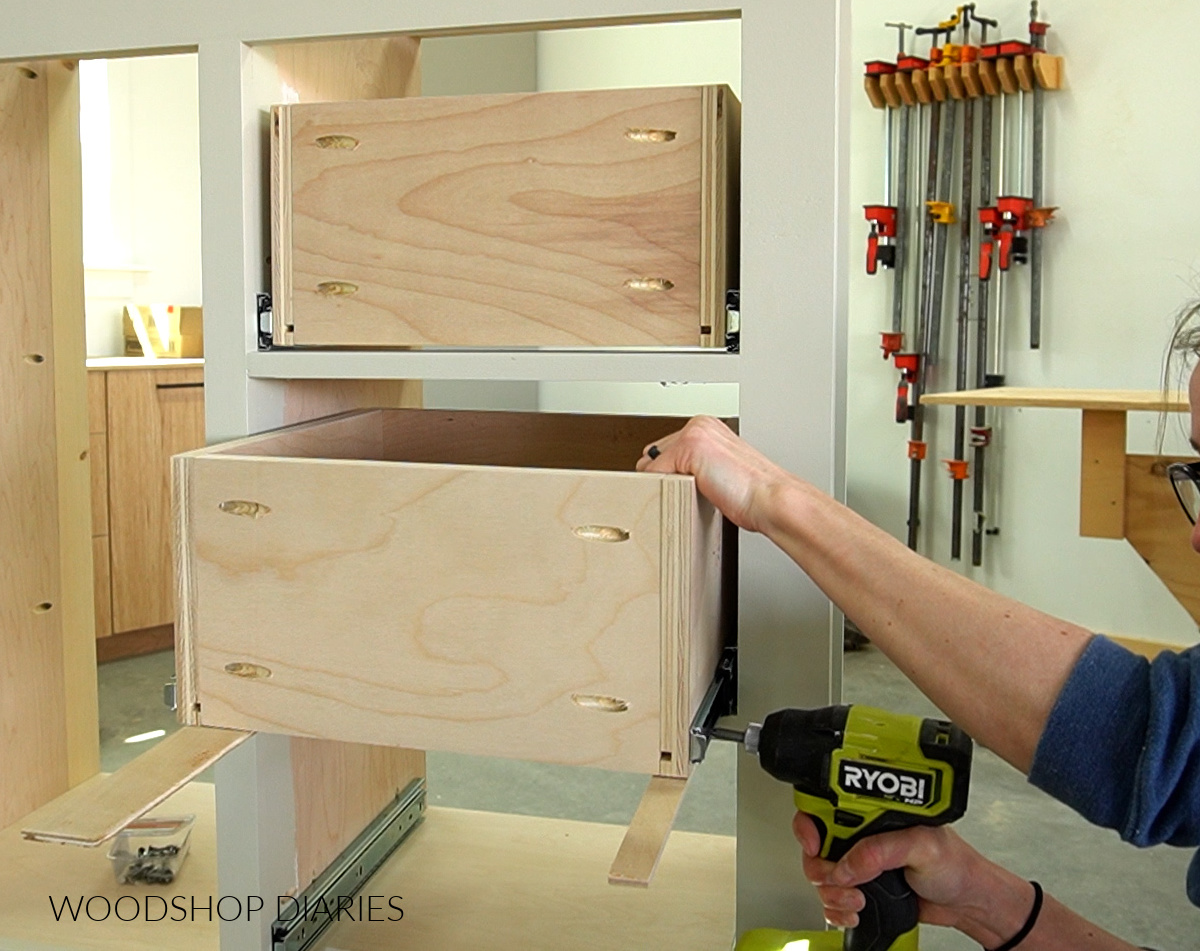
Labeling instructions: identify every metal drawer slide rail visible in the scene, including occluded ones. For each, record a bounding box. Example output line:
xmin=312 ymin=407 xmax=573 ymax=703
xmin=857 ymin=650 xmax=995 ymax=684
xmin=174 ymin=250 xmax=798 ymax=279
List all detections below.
xmin=271 ymin=778 xmax=426 ymax=951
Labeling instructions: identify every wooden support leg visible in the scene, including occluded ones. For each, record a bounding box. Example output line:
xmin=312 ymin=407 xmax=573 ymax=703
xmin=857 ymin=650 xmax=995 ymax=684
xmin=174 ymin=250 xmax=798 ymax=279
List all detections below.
xmin=1079 ymin=409 xmax=1127 ymax=538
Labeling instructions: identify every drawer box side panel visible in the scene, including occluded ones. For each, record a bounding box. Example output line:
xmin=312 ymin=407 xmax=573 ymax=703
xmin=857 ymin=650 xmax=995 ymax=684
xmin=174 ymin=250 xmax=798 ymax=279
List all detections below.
xmin=184 ymin=454 xmax=667 ymax=774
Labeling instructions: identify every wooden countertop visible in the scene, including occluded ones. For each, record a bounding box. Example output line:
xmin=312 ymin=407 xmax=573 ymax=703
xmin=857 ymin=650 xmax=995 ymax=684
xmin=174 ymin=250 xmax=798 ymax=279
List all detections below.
xmin=87 ymin=358 xmax=204 ymax=371
xmin=921 ymin=386 xmax=1187 ymax=412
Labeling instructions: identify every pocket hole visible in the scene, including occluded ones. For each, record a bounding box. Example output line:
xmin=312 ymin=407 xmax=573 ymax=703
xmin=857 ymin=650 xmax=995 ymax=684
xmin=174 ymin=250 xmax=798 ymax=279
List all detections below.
xmin=24 ymin=353 xmax=45 ymax=364
xmin=572 ymin=525 xmax=630 ymax=543
xmin=224 ymin=662 xmax=272 ymax=679
xmin=33 ymin=602 xmax=53 ymax=614
xmin=219 ymin=499 xmax=271 ymax=519
xmin=624 ymin=277 xmax=674 ymax=292
xmin=571 ymin=694 xmax=629 ymax=713
xmin=19 ymin=67 xmax=38 ymax=80
xmin=315 ymin=134 xmax=360 ymax=150
xmin=79 ymin=450 xmax=88 ymax=461
xmin=624 ymin=128 xmax=676 ymax=143
xmin=316 ymin=281 xmax=359 ymax=297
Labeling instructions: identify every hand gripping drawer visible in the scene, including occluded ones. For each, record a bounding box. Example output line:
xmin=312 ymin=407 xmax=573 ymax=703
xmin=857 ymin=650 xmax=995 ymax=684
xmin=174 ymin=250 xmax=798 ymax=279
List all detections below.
xmin=174 ymin=408 xmax=729 ymax=778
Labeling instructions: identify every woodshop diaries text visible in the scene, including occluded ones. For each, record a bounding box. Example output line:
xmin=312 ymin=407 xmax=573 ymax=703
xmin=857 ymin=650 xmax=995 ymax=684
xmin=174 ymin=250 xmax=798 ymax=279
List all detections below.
xmin=47 ymin=894 xmax=404 ymax=922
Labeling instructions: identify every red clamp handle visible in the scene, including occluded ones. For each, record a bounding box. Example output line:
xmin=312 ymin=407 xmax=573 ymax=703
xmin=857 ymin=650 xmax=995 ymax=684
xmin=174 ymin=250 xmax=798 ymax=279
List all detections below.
xmin=997 ymin=229 xmax=1014 ymax=271
xmin=979 ymin=239 xmax=994 ymax=281
xmin=867 ymin=228 xmax=881 ymax=275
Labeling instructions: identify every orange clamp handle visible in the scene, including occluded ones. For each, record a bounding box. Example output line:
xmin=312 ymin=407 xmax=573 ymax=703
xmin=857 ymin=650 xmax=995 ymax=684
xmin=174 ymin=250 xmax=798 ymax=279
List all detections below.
xmin=943 ymin=459 xmax=970 ymax=480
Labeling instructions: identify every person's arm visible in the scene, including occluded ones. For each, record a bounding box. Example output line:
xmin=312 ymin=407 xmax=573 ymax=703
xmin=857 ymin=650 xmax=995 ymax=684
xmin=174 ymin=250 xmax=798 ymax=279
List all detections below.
xmin=636 ymin=416 xmax=1092 ymax=772
xmin=794 ymin=815 xmax=1141 ymax=951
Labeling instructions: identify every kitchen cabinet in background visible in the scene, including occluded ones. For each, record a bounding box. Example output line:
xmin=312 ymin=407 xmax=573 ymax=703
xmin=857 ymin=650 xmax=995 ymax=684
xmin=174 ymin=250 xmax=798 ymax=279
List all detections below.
xmin=88 ymin=360 xmax=205 ymax=661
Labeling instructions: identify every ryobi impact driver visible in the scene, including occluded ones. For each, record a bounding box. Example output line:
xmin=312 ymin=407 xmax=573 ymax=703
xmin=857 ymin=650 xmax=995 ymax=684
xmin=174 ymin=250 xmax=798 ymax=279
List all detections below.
xmin=717 ymin=704 xmax=973 ymax=951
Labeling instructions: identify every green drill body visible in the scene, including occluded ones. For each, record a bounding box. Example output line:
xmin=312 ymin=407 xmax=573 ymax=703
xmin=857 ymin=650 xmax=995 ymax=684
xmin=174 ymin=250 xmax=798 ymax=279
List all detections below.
xmin=733 ymin=704 xmax=973 ymax=951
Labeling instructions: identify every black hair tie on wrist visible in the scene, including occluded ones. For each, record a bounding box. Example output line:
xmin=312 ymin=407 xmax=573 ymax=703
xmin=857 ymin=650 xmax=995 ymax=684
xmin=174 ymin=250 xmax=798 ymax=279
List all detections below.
xmin=986 ymin=881 xmax=1043 ymax=951
xmin=647 ymin=445 xmax=661 ymax=460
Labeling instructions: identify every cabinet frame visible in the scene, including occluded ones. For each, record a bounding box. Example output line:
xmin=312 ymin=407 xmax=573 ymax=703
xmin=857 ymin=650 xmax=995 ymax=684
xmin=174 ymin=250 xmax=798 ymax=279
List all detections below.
xmin=1 ymin=1 xmax=849 ymax=945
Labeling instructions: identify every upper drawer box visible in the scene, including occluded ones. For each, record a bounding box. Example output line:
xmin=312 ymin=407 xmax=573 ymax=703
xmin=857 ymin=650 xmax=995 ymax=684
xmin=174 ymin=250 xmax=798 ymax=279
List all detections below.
xmin=174 ymin=409 xmax=728 ymax=778
xmin=271 ymin=85 xmax=739 ymax=349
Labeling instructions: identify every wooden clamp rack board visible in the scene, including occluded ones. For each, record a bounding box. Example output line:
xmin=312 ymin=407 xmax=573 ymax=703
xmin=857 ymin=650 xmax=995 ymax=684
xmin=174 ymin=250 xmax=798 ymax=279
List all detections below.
xmin=922 ymin=388 xmax=1200 ymax=622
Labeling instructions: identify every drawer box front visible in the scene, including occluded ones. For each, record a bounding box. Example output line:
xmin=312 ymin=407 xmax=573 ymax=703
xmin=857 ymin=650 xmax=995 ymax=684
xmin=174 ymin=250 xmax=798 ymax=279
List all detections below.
xmin=272 ymin=85 xmax=737 ymax=348
xmin=176 ymin=410 xmax=726 ymax=777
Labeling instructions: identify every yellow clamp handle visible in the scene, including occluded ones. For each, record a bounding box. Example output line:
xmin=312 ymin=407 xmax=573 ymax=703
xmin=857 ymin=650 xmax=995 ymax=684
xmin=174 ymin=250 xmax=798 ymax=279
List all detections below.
xmin=926 ymin=200 xmax=957 ymax=224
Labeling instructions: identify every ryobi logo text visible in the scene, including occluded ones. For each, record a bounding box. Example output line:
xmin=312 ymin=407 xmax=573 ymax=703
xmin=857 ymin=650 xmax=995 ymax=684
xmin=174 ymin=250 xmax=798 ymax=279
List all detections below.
xmin=837 ymin=760 xmax=935 ymax=807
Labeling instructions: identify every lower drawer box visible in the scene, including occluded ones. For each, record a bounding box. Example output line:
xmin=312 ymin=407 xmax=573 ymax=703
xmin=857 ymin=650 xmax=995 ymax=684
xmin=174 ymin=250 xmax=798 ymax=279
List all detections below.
xmin=174 ymin=408 xmax=728 ymax=778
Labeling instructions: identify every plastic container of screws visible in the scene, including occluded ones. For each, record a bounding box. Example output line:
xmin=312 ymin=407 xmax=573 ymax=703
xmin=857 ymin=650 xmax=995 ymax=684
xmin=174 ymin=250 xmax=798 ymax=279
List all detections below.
xmin=107 ymin=815 xmax=194 ymax=885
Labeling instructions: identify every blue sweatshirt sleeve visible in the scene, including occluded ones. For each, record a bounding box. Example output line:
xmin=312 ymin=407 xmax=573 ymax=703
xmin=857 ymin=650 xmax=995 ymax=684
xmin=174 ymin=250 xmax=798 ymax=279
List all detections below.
xmin=1029 ymin=635 xmax=1200 ymax=905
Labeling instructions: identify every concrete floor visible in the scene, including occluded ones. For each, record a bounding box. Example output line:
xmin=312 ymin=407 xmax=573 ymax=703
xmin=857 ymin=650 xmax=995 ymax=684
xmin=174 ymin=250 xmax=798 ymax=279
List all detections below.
xmin=100 ymin=646 xmax=1196 ymax=949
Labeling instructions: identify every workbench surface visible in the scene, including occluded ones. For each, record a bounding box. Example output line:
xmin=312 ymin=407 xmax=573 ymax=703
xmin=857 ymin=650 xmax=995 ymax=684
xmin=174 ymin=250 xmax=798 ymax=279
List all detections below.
xmin=0 ymin=784 xmax=735 ymax=951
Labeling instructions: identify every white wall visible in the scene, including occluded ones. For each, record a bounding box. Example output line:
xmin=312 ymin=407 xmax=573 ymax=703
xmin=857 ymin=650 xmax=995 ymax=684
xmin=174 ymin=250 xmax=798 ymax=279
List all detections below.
xmin=81 ymin=53 xmax=202 ymax=357
xmin=850 ymin=0 xmax=1199 ymax=645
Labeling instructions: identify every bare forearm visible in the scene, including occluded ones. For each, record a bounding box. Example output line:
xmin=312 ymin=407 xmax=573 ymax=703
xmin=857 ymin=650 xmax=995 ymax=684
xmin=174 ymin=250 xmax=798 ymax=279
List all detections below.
xmin=760 ymin=477 xmax=1092 ymax=771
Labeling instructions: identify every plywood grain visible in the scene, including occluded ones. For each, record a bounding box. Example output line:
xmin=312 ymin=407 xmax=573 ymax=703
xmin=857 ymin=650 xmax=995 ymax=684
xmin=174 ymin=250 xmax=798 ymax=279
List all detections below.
xmin=20 ymin=726 xmax=249 ymax=846
xmin=271 ymin=35 xmax=420 ymax=105
xmin=273 ymin=86 xmax=736 ymax=348
xmin=608 ymin=775 xmax=687 ymax=886
xmin=0 ymin=61 xmax=69 ymax=829
xmin=92 ymin=535 xmax=112 ymax=639
xmin=290 ymin=739 xmax=425 ymax=887
xmin=90 ymin=431 xmax=108 ymax=536
xmin=107 ymin=366 xmax=205 ymax=633
xmin=181 ymin=453 xmax=666 ymax=773
xmin=47 ymin=58 xmax=100 ymax=783
xmin=1125 ymin=455 xmax=1200 ymax=626
xmin=1080 ymin=409 xmax=1127 ymax=539
xmin=87 ymin=367 xmax=107 ymax=432
xmin=317 ymin=807 xmax=734 ymax=951
xmin=922 ymin=386 xmax=1188 ymax=412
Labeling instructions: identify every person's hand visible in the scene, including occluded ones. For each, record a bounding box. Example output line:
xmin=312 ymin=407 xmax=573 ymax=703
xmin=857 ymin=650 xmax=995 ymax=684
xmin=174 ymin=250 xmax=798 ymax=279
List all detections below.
xmin=792 ymin=813 xmax=1037 ymax=945
xmin=635 ymin=416 xmax=797 ymax=534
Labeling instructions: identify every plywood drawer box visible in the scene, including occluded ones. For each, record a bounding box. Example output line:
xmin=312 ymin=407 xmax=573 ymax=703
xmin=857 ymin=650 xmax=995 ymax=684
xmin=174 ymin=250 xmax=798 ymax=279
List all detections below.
xmin=175 ymin=409 xmax=727 ymax=778
xmin=271 ymin=85 xmax=739 ymax=349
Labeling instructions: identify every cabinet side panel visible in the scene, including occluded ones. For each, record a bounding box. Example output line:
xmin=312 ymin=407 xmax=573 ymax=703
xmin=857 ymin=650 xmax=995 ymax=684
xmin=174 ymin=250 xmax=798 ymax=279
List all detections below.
xmin=0 ymin=63 xmax=69 ymax=825
xmin=290 ymin=738 xmax=425 ymax=887
xmin=688 ymin=489 xmax=725 ymax=730
xmin=174 ymin=454 xmax=200 ymax=725
xmin=659 ymin=478 xmax=692 ymax=777
xmin=108 ymin=366 xmax=206 ymax=633
xmin=187 ymin=457 xmax=663 ymax=773
xmin=271 ymin=105 xmax=293 ymax=346
xmin=286 ymin=88 xmax=704 ymax=348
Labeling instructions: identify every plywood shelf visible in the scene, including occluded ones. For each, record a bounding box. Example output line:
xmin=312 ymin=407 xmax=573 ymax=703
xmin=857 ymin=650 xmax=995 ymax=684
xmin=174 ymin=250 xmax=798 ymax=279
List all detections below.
xmin=0 ymin=786 xmax=734 ymax=951
xmin=247 ymin=348 xmax=741 ymax=384
xmin=921 ymin=386 xmax=1187 ymax=412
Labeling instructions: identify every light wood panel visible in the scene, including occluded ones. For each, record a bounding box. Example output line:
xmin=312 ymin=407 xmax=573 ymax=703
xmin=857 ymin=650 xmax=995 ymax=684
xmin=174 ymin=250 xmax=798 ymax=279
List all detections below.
xmin=1080 ymin=409 xmax=1127 ymax=539
xmin=47 ymin=59 xmax=99 ymax=783
xmin=0 ymin=60 xmax=70 ymax=829
xmin=281 ymin=377 xmax=422 ymax=424
xmin=290 ymin=739 xmax=425 ymax=888
xmin=20 ymin=726 xmax=250 ymax=846
xmin=273 ymin=85 xmax=737 ymax=348
xmin=107 ymin=366 xmax=205 ymax=633
xmin=92 ymin=535 xmax=112 ymax=639
xmin=0 ymin=781 xmax=218 ymax=951
xmin=176 ymin=408 xmax=724 ymax=778
xmin=608 ymin=775 xmax=687 ymax=886
xmin=0 ymin=792 xmax=733 ymax=951
xmin=922 ymin=386 xmax=1188 ymax=412
xmin=317 ymin=807 xmax=734 ymax=950
xmin=87 ymin=367 xmax=107 ymax=433
xmin=1124 ymin=455 xmax=1200 ymax=626
xmin=181 ymin=453 xmax=667 ymax=773
xmin=90 ymin=431 xmax=108 ymax=536
xmin=270 ymin=35 xmax=420 ymax=104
